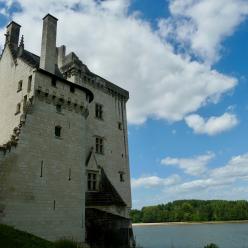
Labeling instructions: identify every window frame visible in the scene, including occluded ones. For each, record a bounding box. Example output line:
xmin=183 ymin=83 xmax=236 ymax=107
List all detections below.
xmin=95 ymin=103 xmax=103 ymax=120
xmin=87 ymin=171 xmax=98 ymax=191
xmin=95 ymin=136 xmax=104 ymax=154
xmin=55 ymin=125 xmax=62 ymax=138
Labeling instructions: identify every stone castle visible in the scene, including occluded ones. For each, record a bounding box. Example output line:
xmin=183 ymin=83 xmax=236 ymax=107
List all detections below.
xmin=0 ymin=14 xmax=134 ymax=247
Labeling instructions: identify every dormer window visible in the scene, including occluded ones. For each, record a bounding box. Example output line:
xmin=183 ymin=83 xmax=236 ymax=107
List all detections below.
xmin=87 ymin=172 xmax=98 ymax=191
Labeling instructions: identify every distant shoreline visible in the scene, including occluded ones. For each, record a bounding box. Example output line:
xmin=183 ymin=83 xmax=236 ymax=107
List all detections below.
xmin=132 ymin=220 xmax=248 ymax=226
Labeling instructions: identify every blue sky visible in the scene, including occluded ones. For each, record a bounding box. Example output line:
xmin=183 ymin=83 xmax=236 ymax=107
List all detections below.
xmin=1 ymin=0 xmax=248 ymax=209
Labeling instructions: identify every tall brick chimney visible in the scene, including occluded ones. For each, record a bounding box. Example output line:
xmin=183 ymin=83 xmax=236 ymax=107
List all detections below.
xmin=40 ymin=14 xmax=58 ymax=74
xmin=6 ymin=21 xmax=21 ymax=50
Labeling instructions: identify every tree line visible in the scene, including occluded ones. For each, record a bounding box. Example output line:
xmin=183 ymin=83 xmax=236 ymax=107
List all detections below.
xmin=130 ymin=200 xmax=248 ymax=223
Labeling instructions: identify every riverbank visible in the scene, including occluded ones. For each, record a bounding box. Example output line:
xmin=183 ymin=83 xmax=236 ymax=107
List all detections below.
xmin=132 ymin=220 xmax=248 ymax=226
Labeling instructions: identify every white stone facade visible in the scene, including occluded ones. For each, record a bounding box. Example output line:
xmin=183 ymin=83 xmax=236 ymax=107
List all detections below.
xmin=0 ymin=14 xmax=132 ymax=244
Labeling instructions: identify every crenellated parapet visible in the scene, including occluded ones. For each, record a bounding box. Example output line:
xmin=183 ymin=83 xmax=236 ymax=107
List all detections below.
xmin=35 ymin=88 xmax=89 ymax=118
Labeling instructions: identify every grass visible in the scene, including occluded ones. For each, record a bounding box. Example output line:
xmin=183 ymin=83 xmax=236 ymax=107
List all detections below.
xmin=0 ymin=224 xmax=86 ymax=248
xmin=0 ymin=224 xmax=219 ymax=248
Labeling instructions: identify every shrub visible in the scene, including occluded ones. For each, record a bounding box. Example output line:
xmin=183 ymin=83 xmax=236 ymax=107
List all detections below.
xmin=204 ymin=244 xmax=219 ymax=248
xmin=54 ymin=239 xmax=80 ymax=248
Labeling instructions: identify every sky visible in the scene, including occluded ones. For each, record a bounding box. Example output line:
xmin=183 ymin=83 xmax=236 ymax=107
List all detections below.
xmin=0 ymin=0 xmax=248 ymax=209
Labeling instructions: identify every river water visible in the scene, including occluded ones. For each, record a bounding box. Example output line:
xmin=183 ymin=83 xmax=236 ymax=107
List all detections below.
xmin=133 ymin=223 xmax=248 ymax=248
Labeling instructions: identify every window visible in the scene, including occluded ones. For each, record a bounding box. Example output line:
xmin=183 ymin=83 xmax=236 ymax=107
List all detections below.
xmin=23 ymin=95 xmax=27 ymax=110
xmin=17 ymin=80 xmax=23 ymax=92
xmin=118 ymin=122 xmax=122 ymax=130
xmin=86 ymin=94 xmax=91 ymax=103
xmin=52 ymin=78 xmax=56 ymax=87
xmin=119 ymin=172 xmax=125 ymax=182
xmin=56 ymin=104 xmax=62 ymax=113
xmin=40 ymin=160 xmax=43 ymax=177
xmin=95 ymin=137 xmax=103 ymax=154
xmin=15 ymin=103 xmax=21 ymax=115
xmin=27 ymin=75 xmax=32 ymax=92
xmin=95 ymin=103 xmax=103 ymax=120
xmin=70 ymin=85 xmax=75 ymax=93
xmin=87 ymin=172 xmax=98 ymax=191
xmin=55 ymin=126 xmax=62 ymax=138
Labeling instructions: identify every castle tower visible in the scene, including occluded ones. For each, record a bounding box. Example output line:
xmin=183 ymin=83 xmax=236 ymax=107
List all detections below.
xmin=0 ymin=14 xmax=134 ymax=247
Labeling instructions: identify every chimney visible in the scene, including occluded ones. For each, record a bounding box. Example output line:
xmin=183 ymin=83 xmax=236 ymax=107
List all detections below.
xmin=6 ymin=21 xmax=21 ymax=50
xmin=57 ymin=45 xmax=66 ymax=69
xmin=40 ymin=14 xmax=58 ymax=74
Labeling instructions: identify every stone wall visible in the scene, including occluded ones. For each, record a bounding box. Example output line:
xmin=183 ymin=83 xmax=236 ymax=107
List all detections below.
xmin=0 ymin=59 xmax=89 ymax=241
xmin=0 ymin=45 xmax=34 ymax=144
xmin=84 ymin=80 xmax=132 ymax=215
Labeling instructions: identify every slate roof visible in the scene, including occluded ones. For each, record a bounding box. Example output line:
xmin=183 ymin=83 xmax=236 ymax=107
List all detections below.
xmin=86 ymin=168 xmax=126 ymax=207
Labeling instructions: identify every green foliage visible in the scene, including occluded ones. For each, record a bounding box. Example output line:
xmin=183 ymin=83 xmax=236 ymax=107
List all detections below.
xmin=130 ymin=200 xmax=248 ymax=223
xmin=204 ymin=243 xmax=219 ymax=248
xmin=0 ymin=224 xmax=86 ymax=248
xmin=54 ymin=239 xmax=79 ymax=248
xmin=0 ymin=224 xmax=53 ymax=248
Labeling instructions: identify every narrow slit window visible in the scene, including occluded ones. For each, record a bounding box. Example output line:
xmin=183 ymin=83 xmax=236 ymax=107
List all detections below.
xmin=70 ymin=86 xmax=75 ymax=93
xmin=40 ymin=160 xmax=43 ymax=177
xmin=17 ymin=80 xmax=23 ymax=92
xmin=23 ymin=95 xmax=27 ymax=110
xmin=118 ymin=122 xmax=123 ymax=130
xmin=27 ymin=75 xmax=32 ymax=92
xmin=69 ymin=168 xmax=71 ymax=181
xmin=15 ymin=103 xmax=21 ymax=115
xmin=52 ymin=78 xmax=56 ymax=87
xmin=119 ymin=172 xmax=125 ymax=182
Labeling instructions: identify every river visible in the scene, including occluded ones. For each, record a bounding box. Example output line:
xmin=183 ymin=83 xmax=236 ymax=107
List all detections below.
xmin=133 ymin=223 xmax=248 ymax=248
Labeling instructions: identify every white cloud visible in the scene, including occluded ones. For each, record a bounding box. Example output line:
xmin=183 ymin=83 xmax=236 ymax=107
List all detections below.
xmin=185 ymin=112 xmax=238 ymax=135
xmin=161 ymin=152 xmax=215 ymax=176
xmin=159 ymin=0 xmax=248 ymax=63
xmin=211 ymin=153 xmax=248 ymax=180
xmin=167 ymin=153 xmax=248 ymax=194
xmin=0 ymin=0 xmax=238 ymax=124
xmin=133 ymin=152 xmax=248 ymax=207
xmin=131 ymin=174 xmax=181 ymax=189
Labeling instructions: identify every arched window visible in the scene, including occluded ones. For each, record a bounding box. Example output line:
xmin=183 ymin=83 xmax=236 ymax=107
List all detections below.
xmin=55 ymin=126 xmax=62 ymax=137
